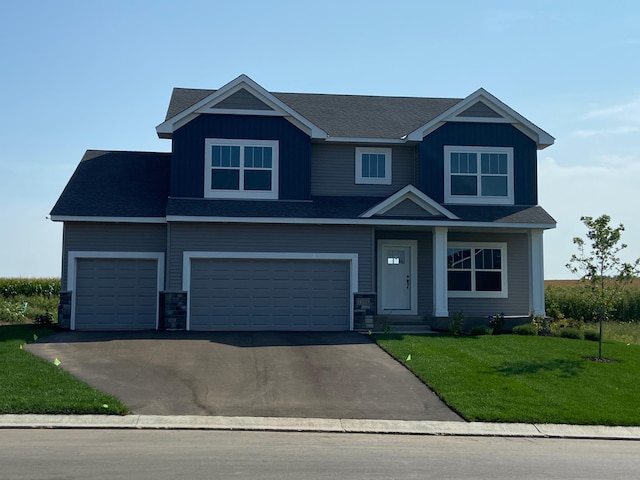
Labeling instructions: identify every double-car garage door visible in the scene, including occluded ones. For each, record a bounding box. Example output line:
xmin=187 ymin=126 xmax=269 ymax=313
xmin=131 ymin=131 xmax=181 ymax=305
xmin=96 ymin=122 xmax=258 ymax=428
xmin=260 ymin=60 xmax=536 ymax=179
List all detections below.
xmin=189 ymin=258 xmax=351 ymax=331
xmin=72 ymin=255 xmax=352 ymax=331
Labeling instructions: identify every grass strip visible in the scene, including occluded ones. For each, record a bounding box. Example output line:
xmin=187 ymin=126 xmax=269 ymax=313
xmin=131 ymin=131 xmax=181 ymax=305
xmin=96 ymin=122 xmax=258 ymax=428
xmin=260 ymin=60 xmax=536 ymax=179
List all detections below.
xmin=375 ymin=334 xmax=640 ymax=425
xmin=0 ymin=325 xmax=128 ymax=414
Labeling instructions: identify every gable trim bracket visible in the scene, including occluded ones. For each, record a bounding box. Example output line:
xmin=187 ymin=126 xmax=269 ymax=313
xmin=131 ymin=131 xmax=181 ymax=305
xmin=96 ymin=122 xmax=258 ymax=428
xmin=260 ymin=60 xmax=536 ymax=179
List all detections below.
xmin=405 ymin=88 xmax=555 ymax=150
xmin=359 ymin=185 xmax=459 ymax=219
xmin=156 ymin=74 xmax=328 ymax=140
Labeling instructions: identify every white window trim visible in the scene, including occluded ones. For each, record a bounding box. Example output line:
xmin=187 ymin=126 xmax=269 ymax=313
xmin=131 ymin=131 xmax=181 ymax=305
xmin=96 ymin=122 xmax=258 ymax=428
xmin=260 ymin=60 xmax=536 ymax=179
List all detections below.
xmin=204 ymin=138 xmax=279 ymax=199
xmin=447 ymin=242 xmax=508 ymax=298
xmin=444 ymin=145 xmax=514 ymax=205
xmin=355 ymin=147 xmax=392 ymax=185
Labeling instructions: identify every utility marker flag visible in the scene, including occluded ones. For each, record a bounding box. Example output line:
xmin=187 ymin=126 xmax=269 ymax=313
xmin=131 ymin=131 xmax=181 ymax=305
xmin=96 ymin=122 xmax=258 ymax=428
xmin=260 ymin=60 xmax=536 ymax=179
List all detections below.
xmin=33 ymin=334 xmax=38 ymax=342
xmin=54 ymin=358 xmax=61 ymax=366
xmin=406 ymin=354 xmax=412 ymax=362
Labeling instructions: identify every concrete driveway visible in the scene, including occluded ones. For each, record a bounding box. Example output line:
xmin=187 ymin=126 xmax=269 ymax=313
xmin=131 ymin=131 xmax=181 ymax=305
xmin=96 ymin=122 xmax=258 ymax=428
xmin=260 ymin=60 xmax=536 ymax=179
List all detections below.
xmin=27 ymin=331 xmax=462 ymax=421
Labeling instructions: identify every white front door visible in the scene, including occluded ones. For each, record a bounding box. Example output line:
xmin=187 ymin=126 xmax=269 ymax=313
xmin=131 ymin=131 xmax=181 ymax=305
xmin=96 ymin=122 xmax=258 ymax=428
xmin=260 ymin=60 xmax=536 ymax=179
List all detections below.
xmin=378 ymin=240 xmax=418 ymax=314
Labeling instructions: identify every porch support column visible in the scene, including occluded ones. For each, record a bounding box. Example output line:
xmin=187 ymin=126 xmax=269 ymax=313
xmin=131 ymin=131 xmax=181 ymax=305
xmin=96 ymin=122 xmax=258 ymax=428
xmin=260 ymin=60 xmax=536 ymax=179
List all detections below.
xmin=433 ymin=226 xmax=449 ymax=318
xmin=530 ymin=229 xmax=545 ymax=317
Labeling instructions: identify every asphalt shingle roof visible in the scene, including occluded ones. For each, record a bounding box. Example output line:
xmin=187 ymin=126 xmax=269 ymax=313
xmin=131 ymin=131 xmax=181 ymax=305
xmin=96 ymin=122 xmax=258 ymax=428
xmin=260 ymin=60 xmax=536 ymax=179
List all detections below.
xmin=50 ymin=150 xmax=170 ymax=218
xmin=165 ymin=88 xmax=462 ymax=139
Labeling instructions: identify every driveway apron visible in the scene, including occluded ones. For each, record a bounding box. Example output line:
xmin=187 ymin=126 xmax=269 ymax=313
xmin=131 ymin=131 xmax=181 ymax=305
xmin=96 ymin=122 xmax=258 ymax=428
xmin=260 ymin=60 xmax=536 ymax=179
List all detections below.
xmin=27 ymin=331 xmax=462 ymax=421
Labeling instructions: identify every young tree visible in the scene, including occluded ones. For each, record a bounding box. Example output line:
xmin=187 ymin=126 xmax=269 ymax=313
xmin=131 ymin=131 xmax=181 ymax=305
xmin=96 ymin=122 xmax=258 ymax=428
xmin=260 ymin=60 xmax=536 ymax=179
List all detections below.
xmin=567 ymin=215 xmax=640 ymax=360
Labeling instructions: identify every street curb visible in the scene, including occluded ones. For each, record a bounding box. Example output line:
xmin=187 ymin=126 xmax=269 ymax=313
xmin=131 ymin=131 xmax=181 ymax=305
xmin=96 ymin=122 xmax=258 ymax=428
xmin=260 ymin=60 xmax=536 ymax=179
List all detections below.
xmin=1 ymin=415 xmax=640 ymax=440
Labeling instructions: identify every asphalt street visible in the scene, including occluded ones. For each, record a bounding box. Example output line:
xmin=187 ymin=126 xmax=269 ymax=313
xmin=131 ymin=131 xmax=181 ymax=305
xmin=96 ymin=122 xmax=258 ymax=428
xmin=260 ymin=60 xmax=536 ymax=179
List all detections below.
xmin=2 ymin=429 xmax=639 ymax=480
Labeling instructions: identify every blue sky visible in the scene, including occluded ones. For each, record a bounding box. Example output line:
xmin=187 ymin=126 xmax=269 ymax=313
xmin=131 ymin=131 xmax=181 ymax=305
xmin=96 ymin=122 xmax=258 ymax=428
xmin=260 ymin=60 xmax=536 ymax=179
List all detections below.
xmin=1 ymin=0 xmax=639 ymax=279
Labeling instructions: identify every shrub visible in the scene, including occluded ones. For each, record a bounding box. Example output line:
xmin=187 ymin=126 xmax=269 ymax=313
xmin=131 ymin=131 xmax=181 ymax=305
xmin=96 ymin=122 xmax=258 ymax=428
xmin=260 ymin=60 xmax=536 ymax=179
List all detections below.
xmin=470 ymin=325 xmax=492 ymax=336
xmin=488 ymin=313 xmax=505 ymax=335
xmin=584 ymin=330 xmax=600 ymax=342
xmin=0 ymin=300 xmax=27 ymax=323
xmin=560 ymin=328 xmax=583 ymax=340
xmin=512 ymin=324 xmax=538 ymax=336
xmin=448 ymin=311 xmax=464 ymax=335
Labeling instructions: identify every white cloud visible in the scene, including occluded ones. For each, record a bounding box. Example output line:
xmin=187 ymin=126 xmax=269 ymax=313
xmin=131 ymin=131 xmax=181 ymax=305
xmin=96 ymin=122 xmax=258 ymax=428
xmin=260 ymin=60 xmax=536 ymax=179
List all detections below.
xmin=571 ymin=125 xmax=640 ymax=137
xmin=539 ymin=157 xmax=640 ymax=279
xmin=584 ymin=97 xmax=640 ymax=120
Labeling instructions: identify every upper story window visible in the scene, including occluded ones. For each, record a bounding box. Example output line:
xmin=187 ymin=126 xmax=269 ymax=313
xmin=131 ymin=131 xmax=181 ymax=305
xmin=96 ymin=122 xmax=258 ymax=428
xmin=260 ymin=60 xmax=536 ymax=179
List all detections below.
xmin=355 ymin=147 xmax=392 ymax=185
xmin=447 ymin=242 xmax=508 ymax=298
xmin=444 ymin=146 xmax=514 ymax=204
xmin=204 ymin=139 xmax=279 ymax=199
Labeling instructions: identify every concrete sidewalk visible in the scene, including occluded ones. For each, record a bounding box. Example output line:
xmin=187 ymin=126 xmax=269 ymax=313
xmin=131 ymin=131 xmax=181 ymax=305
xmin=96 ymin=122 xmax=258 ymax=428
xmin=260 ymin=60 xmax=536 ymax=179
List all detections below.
xmin=1 ymin=414 xmax=639 ymax=440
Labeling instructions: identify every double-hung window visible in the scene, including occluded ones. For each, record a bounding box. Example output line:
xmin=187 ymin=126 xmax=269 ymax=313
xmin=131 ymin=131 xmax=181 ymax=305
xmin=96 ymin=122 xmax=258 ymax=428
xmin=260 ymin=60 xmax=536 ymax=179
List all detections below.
xmin=447 ymin=242 xmax=508 ymax=298
xmin=355 ymin=147 xmax=392 ymax=184
xmin=204 ymin=139 xmax=279 ymax=199
xmin=444 ymin=146 xmax=514 ymax=204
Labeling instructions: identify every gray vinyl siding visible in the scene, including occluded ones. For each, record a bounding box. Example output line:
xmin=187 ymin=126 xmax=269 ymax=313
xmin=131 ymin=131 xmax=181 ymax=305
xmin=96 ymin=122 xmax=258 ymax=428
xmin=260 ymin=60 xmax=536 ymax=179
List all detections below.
xmin=376 ymin=230 xmax=433 ymax=317
xmin=167 ymin=223 xmax=374 ymax=292
xmin=61 ymin=222 xmax=167 ymax=290
xmin=447 ymin=232 xmax=530 ymax=317
xmin=457 ymin=101 xmax=503 ymax=118
xmin=214 ymin=89 xmax=273 ymax=110
xmin=311 ymin=144 xmax=416 ymax=196
xmin=381 ymin=199 xmax=433 ymax=217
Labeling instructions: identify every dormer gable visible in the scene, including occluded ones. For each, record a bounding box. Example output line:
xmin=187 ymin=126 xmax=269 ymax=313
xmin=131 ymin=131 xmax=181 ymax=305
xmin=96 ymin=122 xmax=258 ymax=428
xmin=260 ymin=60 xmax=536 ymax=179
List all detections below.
xmin=406 ymin=88 xmax=554 ymax=149
xmin=360 ymin=185 xmax=458 ymax=219
xmin=156 ymin=74 xmax=327 ymax=140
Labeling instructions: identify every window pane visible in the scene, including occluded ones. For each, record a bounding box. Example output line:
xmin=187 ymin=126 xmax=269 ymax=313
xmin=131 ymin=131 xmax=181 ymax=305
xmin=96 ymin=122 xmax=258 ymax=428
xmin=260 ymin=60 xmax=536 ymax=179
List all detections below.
xmin=244 ymin=170 xmax=272 ymax=190
xmin=244 ymin=146 xmax=254 ymax=168
xmin=448 ymin=271 xmax=472 ymax=291
xmin=362 ymin=154 xmax=370 ymax=177
xmin=230 ymin=146 xmax=240 ymax=167
xmin=211 ymin=169 xmax=239 ymax=190
xmin=263 ymin=147 xmax=272 ymax=168
xmin=498 ymin=154 xmax=507 ymax=174
xmin=254 ymin=147 xmax=263 ymax=168
xmin=447 ymin=248 xmax=471 ymax=269
xmin=451 ymin=175 xmax=477 ymax=195
xmin=467 ymin=153 xmax=477 ymax=173
xmin=369 ymin=154 xmax=378 ymax=177
xmin=451 ymin=153 xmax=459 ymax=173
xmin=211 ymin=146 xmax=221 ymax=167
xmin=221 ymin=146 xmax=230 ymax=167
xmin=481 ymin=176 xmax=508 ymax=196
xmin=377 ymin=154 xmax=385 ymax=178
xmin=476 ymin=271 xmax=502 ymax=291
xmin=481 ymin=153 xmax=490 ymax=174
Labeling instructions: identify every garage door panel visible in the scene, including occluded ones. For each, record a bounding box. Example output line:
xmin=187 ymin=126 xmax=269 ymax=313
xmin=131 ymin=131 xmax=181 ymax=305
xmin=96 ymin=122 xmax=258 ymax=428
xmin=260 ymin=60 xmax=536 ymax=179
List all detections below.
xmin=75 ymin=258 xmax=158 ymax=330
xmin=190 ymin=258 xmax=350 ymax=331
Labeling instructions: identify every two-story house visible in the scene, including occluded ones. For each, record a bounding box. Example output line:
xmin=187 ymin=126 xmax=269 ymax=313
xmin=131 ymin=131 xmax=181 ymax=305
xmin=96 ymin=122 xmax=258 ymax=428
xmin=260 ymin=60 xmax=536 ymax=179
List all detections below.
xmin=51 ymin=74 xmax=555 ymax=332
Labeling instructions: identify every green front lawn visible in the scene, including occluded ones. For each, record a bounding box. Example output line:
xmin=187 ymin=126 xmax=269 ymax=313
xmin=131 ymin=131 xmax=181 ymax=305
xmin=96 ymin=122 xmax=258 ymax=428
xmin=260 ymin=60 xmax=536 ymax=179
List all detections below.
xmin=0 ymin=325 xmax=128 ymax=414
xmin=375 ymin=333 xmax=640 ymax=425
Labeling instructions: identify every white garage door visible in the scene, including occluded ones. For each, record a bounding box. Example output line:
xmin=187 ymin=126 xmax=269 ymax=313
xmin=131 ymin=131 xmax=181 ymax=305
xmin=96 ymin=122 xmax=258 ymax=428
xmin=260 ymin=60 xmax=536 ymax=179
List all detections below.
xmin=189 ymin=258 xmax=351 ymax=331
xmin=74 ymin=258 xmax=158 ymax=330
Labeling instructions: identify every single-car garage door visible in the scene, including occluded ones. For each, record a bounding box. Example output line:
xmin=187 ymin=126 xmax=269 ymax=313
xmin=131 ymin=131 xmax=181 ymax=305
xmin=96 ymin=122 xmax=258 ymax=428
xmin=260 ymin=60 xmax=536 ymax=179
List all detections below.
xmin=74 ymin=258 xmax=159 ymax=330
xmin=189 ymin=258 xmax=351 ymax=331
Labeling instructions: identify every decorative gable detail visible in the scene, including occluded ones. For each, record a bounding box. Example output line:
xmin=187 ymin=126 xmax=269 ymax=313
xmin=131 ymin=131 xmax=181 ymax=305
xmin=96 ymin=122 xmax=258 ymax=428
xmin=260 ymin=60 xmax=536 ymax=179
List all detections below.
xmin=212 ymin=88 xmax=274 ymax=111
xmin=360 ymin=185 xmax=458 ymax=219
xmin=456 ymin=101 xmax=503 ymax=119
xmin=405 ymin=88 xmax=555 ymax=149
xmin=156 ymin=74 xmax=327 ymax=139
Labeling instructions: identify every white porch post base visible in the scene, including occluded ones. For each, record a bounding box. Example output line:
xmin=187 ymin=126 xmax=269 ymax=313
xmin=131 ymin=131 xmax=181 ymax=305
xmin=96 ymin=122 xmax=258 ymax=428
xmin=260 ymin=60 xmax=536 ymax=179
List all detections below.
xmin=433 ymin=227 xmax=449 ymax=317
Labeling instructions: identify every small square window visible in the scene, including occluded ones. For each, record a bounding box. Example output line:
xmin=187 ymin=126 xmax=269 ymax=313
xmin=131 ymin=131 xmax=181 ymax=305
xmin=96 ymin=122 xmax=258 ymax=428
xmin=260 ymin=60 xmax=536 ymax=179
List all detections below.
xmin=355 ymin=148 xmax=392 ymax=185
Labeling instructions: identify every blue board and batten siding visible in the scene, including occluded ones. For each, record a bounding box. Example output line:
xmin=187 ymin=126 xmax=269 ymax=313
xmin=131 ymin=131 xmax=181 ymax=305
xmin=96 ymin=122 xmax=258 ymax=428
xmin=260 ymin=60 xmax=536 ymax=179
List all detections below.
xmin=171 ymin=115 xmax=312 ymax=200
xmin=418 ymin=123 xmax=538 ymax=205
